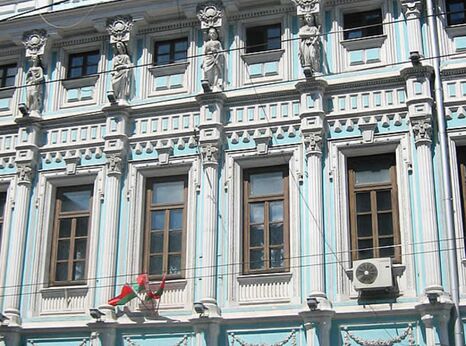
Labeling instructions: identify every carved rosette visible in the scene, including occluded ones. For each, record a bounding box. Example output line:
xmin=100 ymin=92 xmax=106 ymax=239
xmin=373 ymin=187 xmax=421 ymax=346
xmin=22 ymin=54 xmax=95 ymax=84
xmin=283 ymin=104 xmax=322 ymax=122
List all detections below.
xmin=23 ymin=29 xmax=47 ymax=58
xmin=400 ymin=0 xmax=422 ymax=18
xmin=200 ymin=144 xmax=219 ymax=166
xmin=197 ymin=1 xmax=224 ymax=29
xmin=106 ymin=15 xmax=133 ymax=44
xmin=106 ymin=154 xmax=123 ymax=176
xmin=411 ymin=118 xmax=432 ymax=145
xmin=303 ymin=131 xmax=322 ymax=156
xmin=16 ymin=164 xmax=33 ymax=185
xmin=291 ymin=0 xmax=320 ymax=15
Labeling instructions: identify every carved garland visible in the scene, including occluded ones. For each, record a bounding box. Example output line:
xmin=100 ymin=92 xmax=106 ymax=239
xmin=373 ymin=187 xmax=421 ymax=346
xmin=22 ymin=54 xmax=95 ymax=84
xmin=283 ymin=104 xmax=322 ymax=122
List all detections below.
xmin=229 ymin=330 xmax=297 ymax=346
xmin=343 ymin=324 xmax=415 ymax=346
xmin=124 ymin=335 xmax=190 ymax=346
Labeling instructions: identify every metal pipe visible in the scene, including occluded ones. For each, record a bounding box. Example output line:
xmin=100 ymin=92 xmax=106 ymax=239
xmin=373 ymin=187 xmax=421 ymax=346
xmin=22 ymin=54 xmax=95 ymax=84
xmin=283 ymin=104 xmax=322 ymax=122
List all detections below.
xmin=425 ymin=0 xmax=464 ymax=344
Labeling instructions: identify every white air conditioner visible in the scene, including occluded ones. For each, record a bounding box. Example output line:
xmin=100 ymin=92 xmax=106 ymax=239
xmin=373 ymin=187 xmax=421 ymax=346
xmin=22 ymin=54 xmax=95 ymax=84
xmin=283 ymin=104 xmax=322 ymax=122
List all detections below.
xmin=352 ymin=257 xmax=393 ymax=291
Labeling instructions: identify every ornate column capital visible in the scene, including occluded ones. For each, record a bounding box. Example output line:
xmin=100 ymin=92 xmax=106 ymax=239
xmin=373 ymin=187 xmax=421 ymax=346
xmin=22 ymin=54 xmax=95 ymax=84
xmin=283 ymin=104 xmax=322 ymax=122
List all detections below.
xmin=200 ymin=144 xmax=219 ymax=166
xmin=197 ymin=1 xmax=224 ymax=29
xmin=411 ymin=117 xmax=432 ymax=145
xmin=400 ymin=0 xmax=422 ymax=18
xmin=303 ymin=131 xmax=323 ymax=156
xmin=106 ymin=15 xmax=133 ymax=43
xmin=16 ymin=163 xmax=34 ymax=186
xmin=22 ymin=29 xmax=47 ymax=58
xmin=106 ymin=153 xmax=124 ymax=176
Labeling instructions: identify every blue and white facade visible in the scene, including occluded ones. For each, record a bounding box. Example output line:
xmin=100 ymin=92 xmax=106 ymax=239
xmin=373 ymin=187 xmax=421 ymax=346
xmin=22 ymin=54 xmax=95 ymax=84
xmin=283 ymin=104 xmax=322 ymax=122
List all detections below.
xmin=0 ymin=0 xmax=464 ymax=345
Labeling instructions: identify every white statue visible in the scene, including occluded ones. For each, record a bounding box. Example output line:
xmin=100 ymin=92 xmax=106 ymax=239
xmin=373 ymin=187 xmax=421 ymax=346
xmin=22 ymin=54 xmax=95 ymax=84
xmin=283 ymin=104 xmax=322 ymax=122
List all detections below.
xmin=201 ymin=27 xmax=224 ymax=92
xmin=25 ymin=55 xmax=44 ymax=115
xmin=111 ymin=41 xmax=132 ymax=103
xmin=298 ymin=13 xmax=321 ymax=77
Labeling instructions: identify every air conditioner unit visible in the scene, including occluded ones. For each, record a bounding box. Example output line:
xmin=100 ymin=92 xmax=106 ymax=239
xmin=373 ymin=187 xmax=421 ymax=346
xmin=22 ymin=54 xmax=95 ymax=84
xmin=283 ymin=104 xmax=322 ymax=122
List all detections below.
xmin=352 ymin=257 xmax=393 ymax=291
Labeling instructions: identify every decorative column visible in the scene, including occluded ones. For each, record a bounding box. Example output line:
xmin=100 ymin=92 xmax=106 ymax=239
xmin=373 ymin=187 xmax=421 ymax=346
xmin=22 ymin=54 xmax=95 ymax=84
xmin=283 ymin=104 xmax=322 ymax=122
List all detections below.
xmin=400 ymin=0 xmax=423 ymax=57
xmin=106 ymin=16 xmax=134 ymax=106
xmin=291 ymin=0 xmax=322 ymax=78
xmin=97 ymin=105 xmax=129 ymax=320
xmin=296 ymin=79 xmax=332 ymax=310
xmin=416 ymin=304 xmax=453 ymax=346
xmin=300 ymin=311 xmax=334 ymax=346
xmin=191 ymin=319 xmax=221 ymax=346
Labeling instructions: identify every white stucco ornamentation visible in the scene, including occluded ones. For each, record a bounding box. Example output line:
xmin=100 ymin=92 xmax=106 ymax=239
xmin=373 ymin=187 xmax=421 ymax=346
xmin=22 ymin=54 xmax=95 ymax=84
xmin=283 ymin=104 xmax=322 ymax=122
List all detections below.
xmin=291 ymin=0 xmax=319 ymax=15
xmin=229 ymin=330 xmax=297 ymax=346
xmin=343 ymin=325 xmax=415 ymax=346
xmin=196 ymin=2 xmax=223 ymax=29
xmin=22 ymin=29 xmax=47 ymax=57
xmin=411 ymin=118 xmax=432 ymax=144
xmin=106 ymin=154 xmax=123 ymax=175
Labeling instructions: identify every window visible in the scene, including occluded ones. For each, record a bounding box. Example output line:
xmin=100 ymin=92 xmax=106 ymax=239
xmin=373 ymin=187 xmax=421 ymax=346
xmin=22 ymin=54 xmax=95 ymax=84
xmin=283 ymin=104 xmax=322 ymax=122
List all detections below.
xmin=67 ymin=51 xmax=100 ymax=78
xmin=0 ymin=192 xmax=6 ymax=249
xmin=144 ymin=176 xmax=187 ymax=279
xmin=246 ymin=24 xmax=281 ymax=53
xmin=0 ymin=64 xmax=16 ymax=88
xmin=50 ymin=186 xmax=93 ymax=286
xmin=154 ymin=38 xmax=188 ymax=66
xmin=447 ymin=0 xmax=466 ymax=25
xmin=343 ymin=9 xmax=383 ymax=40
xmin=348 ymin=154 xmax=401 ymax=263
xmin=243 ymin=166 xmax=289 ymax=273
xmin=457 ymin=147 xmax=466 ymax=248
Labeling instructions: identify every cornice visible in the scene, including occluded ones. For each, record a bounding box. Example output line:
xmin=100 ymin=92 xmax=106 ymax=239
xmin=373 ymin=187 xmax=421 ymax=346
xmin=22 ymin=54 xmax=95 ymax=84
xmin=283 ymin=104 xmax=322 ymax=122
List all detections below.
xmin=52 ymin=33 xmax=107 ymax=48
xmin=228 ymin=5 xmax=295 ymax=21
xmin=137 ymin=19 xmax=199 ymax=35
xmin=441 ymin=66 xmax=466 ymax=77
xmin=326 ymin=75 xmax=405 ymax=92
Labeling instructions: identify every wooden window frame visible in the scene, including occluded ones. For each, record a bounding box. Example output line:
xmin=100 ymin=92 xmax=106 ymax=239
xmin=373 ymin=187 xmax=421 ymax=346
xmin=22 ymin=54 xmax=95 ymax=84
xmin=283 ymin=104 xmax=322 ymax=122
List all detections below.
xmin=0 ymin=64 xmax=16 ymax=88
xmin=446 ymin=0 xmax=466 ymax=25
xmin=348 ymin=154 xmax=401 ymax=263
xmin=49 ymin=185 xmax=93 ymax=287
xmin=67 ymin=50 xmax=100 ymax=78
xmin=243 ymin=166 xmax=289 ymax=274
xmin=245 ymin=23 xmax=282 ymax=53
xmin=343 ymin=9 xmax=383 ymax=40
xmin=144 ymin=175 xmax=187 ymax=280
xmin=457 ymin=147 xmax=466 ymax=250
xmin=154 ymin=38 xmax=188 ymax=66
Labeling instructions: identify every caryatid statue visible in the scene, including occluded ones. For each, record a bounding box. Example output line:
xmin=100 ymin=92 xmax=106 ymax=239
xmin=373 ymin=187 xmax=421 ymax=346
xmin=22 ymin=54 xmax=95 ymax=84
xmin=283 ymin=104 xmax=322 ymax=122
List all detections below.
xmin=291 ymin=0 xmax=322 ymax=78
xmin=197 ymin=2 xmax=225 ymax=92
xmin=22 ymin=29 xmax=47 ymax=117
xmin=106 ymin=16 xmax=134 ymax=105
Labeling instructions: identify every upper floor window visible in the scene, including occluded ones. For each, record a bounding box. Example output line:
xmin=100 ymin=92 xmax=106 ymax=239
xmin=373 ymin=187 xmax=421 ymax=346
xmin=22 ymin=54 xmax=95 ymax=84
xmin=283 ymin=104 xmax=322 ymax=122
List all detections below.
xmin=343 ymin=9 xmax=383 ymax=40
xmin=0 ymin=64 xmax=16 ymax=88
xmin=246 ymin=24 xmax=281 ymax=53
xmin=144 ymin=177 xmax=187 ymax=279
xmin=447 ymin=0 xmax=466 ymax=25
xmin=348 ymin=154 xmax=401 ymax=263
xmin=457 ymin=147 xmax=466 ymax=249
xmin=243 ymin=166 xmax=289 ymax=274
xmin=67 ymin=51 xmax=99 ymax=78
xmin=50 ymin=186 xmax=93 ymax=286
xmin=0 ymin=192 xmax=6 ymax=249
xmin=154 ymin=38 xmax=188 ymax=66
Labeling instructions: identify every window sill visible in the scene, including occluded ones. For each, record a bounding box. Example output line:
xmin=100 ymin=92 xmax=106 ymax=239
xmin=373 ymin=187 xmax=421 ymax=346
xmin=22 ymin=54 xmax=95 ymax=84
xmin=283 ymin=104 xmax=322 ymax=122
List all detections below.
xmin=446 ymin=23 xmax=466 ymax=37
xmin=237 ymin=271 xmax=292 ymax=284
xmin=149 ymin=61 xmax=189 ymax=77
xmin=62 ymin=75 xmax=99 ymax=89
xmin=0 ymin=87 xmax=15 ymax=99
xmin=341 ymin=35 xmax=386 ymax=51
xmin=241 ymin=48 xmax=284 ymax=65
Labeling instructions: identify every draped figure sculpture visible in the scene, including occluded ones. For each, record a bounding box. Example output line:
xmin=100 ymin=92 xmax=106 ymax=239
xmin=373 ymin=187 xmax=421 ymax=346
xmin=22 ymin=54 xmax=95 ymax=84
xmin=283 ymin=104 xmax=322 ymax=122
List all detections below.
xmin=201 ymin=27 xmax=224 ymax=92
xmin=25 ymin=55 xmax=44 ymax=115
xmin=111 ymin=41 xmax=132 ymax=104
xmin=298 ymin=13 xmax=321 ymax=77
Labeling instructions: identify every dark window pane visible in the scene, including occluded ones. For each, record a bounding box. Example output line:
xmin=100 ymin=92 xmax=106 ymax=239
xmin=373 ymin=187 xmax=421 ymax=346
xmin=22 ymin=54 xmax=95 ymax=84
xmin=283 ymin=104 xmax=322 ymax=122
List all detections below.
xmin=86 ymin=65 xmax=98 ymax=75
xmin=157 ymin=43 xmax=170 ymax=55
xmin=379 ymin=237 xmax=395 ymax=258
xmin=168 ymin=230 xmax=182 ymax=252
xmin=376 ymin=191 xmax=392 ymax=211
xmin=150 ymin=231 xmax=164 ymax=253
xmin=168 ymin=255 xmax=181 ymax=274
xmin=87 ymin=53 xmax=100 ymax=65
xmin=270 ymin=247 xmax=284 ymax=268
xmin=156 ymin=55 xmax=170 ymax=65
xmin=149 ymin=255 xmax=163 ymax=275
xmin=151 ymin=211 xmax=165 ymax=230
xmin=250 ymin=249 xmax=264 ymax=270
xmin=357 ymin=214 xmax=372 ymax=237
xmin=5 ymin=76 xmax=15 ymax=87
xmin=270 ymin=223 xmax=284 ymax=246
xmin=76 ymin=217 xmax=89 ymax=237
xmin=60 ymin=189 xmax=92 ymax=212
xmin=358 ymin=239 xmax=374 ymax=259
xmin=250 ymin=203 xmax=264 ymax=224
xmin=250 ymin=224 xmax=264 ymax=247
xmin=169 ymin=209 xmax=183 ymax=230
xmin=378 ymin=213 xmax=393 ymax=236
xmin=55 ymin=262 xmax=68 ymax=281
xmin=246 ymin=24 xmax=281 ymax=53
xmin=344 ymin=9 xmax=383 ymax=40
xmin=6 ymin=66 xmax=16 ymax=77
xmin=250 ymin=171 xmax=283 ymax=196
xmin=0 ymin=69 xmax=4 ymax=78
xmin=70 ymin=55 xmax=84 ymax=67
xmin=57 ymin=240 xmax=70 ymax=260
xmin=356 ymin=192 xmax=371 ymax=213
xmin=174 ymin=52 xmax=187 ymax=62
xmin=153 ymin=180 xmax=184 ymax=204
xmin=72 ymin=261 xmax=85 ymax=281
xmin=448 ymin=1 xmax=466 ymax=25
xmin=0 ymin=193 xmax=6 ymax=216
xmin=74 ymin=239 xmax=87 ymax=260
xmin=269 ymin=201 xmax=283 ymax=222
xmin=59 ymin=219 xmax=72 ymax=238
xmin=69 ymin=67 xmax=82 ymax=78
xmin=155 ymin=38 xmax=188 ymax=65
xmin=174 ymin=40 xmax=188 ymax=52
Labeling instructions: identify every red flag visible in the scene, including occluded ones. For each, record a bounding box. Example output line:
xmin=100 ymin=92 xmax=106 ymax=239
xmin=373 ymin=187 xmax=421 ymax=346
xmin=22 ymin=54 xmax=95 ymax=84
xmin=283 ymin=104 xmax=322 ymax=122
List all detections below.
xmin=146 ymin=273 xmax=167 ymax=300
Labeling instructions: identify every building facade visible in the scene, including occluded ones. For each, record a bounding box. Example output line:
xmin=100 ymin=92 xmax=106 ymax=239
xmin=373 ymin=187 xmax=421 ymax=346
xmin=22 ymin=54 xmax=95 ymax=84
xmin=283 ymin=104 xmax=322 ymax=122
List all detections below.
xmin=0 ymin=0 xmax=464 ymax=345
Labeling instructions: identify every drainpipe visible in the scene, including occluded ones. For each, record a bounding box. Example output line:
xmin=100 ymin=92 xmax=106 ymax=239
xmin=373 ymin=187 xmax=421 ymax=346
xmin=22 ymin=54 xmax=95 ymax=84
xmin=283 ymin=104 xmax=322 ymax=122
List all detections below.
xmin=425 ymin=0 xmax=464 ymax=344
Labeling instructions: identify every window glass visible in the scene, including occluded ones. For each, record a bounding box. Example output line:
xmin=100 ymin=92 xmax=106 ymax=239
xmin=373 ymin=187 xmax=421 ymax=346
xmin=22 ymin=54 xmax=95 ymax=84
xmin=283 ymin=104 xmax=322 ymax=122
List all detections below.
xmin=246 ymin=24 xmax=282 ymax=53
xmin=153 ymin=180 xmax=185 ymax=204
xmin=0 ymin=64 xmax=16 ymax=88
xmin=344 ymin=9 xmax=383 ymax=40
xmin=154 ymin=38 xmax=188 ymax=65
xmin=60 ymin=189 xmax=92 ymax=212
xmin=68 ymin=51 xmax=99 ymax=78
xmin=249 ymin=171 xmax=284 ymax=196
xmin=447 ymin=0 xmax=466 ymax=25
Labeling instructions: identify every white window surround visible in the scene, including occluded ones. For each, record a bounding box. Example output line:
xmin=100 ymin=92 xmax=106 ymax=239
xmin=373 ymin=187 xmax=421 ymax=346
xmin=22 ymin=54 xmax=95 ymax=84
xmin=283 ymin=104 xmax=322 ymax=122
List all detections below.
xmin=125 ymin=156 xmax=199 ymax=311
xmin=143 ymin=29 xmax=195 ymax=99
xmin=238 ymin=14 xmax=291 ymax=86
xmin=327 ymin=134 xmax=415 ymax=301
xmin=0 ymin=176 xmax=15 ymax=309
xmin=331 ymin=0 xmax=396 ymax=73
xmin=29 ymin=167 xmax=104 ymax=316
xmin=54 ymin=40 xmax=107 ymax=110
xmin=224 ymin=146 xmax=301 ymax=306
